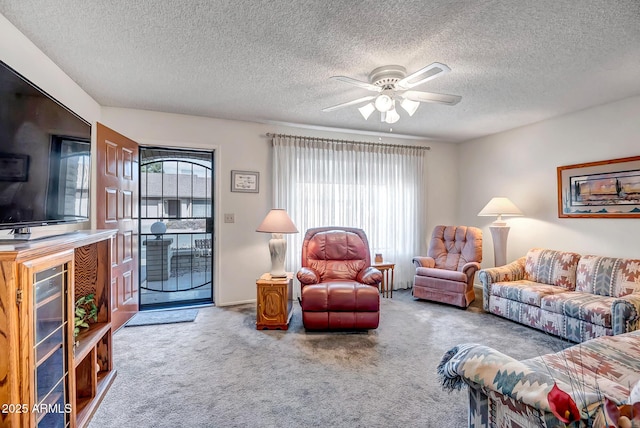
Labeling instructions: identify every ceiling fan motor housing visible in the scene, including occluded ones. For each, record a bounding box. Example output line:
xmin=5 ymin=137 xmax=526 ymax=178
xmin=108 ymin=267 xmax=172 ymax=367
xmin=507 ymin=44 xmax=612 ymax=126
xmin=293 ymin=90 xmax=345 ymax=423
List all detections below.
xmin=368 ymin=65 xmax=407 ymax=89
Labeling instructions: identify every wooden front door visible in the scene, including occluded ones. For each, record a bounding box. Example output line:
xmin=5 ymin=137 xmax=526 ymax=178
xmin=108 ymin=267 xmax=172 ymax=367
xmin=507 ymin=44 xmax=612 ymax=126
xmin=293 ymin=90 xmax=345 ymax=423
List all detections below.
xmin=96 ymin=122 xmax=139 ymax=331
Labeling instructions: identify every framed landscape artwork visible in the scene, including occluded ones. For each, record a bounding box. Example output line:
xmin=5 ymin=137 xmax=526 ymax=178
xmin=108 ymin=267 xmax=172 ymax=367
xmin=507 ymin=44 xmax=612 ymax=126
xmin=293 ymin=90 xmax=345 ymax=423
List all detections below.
xmin=557 ymin=155 xmax=640 ymax=218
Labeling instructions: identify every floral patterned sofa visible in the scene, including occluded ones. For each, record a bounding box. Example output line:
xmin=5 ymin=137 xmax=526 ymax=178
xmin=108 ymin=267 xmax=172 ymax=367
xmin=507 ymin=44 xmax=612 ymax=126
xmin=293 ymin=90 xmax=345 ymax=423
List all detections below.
xmin=479 ymin=248 xmax=640 ymax=343
xmin=438 ymin=330 xmax=640 ymax=427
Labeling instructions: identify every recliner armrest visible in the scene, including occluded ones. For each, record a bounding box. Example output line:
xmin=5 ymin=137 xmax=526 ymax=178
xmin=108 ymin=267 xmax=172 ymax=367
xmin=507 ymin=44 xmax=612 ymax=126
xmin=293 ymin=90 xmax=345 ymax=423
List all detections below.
xmin=357 ymin=267 xmax=382 ymax=285
xmin=412 ymin=256 xmax=435 ymax=268
xmin=461 ymin=262 xmax=481 ymax=278
xmin=297 ymin=267 xmax=320 ymax=285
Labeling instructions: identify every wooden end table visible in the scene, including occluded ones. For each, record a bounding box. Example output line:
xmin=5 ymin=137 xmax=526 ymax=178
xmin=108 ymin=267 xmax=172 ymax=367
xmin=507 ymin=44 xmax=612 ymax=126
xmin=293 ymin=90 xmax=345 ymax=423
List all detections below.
xmin=372 ymin=262 xmax=395 ymax=298
xmin=256 ymin=272 xmax=293 ymax=330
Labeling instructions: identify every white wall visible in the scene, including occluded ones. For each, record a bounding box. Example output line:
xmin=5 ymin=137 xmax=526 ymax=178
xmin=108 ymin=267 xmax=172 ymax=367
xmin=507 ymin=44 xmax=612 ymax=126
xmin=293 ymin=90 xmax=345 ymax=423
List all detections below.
xmin=0 ymin=15 xmax=100 ymax=122
xmin=458 ymin=96 xmax=640 ymax=268
xmin=425 ymin=141 xmax=459 ymax=239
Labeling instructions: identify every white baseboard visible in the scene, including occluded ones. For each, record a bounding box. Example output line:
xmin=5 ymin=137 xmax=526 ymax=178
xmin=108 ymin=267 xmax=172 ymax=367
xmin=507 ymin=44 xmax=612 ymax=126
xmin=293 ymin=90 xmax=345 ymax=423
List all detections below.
xmin=216 ymin=299 xmax=255 ymax=307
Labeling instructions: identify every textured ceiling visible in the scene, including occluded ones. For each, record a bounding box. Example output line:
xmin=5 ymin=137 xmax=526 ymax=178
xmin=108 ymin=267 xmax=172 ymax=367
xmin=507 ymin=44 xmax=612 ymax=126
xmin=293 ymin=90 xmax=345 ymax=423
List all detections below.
xmin=1 ymin=0 xmax=639 ymax=142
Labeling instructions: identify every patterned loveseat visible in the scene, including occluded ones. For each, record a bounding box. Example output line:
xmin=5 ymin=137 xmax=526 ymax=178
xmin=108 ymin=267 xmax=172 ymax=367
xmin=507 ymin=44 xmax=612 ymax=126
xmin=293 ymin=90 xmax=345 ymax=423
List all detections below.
xmin=438 ymin=330 xmax=640 ymax=427
xmin=479 ymin=248 xmax=640 ymax=343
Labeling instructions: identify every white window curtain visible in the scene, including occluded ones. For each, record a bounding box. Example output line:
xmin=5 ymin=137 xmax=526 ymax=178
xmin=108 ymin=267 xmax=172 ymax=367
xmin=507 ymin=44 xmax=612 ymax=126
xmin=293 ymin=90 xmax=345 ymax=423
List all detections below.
xmin=271 ymin=134 xmax=428 ymax=290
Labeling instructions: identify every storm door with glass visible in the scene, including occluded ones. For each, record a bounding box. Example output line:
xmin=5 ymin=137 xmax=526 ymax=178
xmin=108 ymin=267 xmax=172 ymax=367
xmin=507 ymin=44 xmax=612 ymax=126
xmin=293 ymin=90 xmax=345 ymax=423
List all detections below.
xmin=139 ymin=147 xmax=214 ymax=309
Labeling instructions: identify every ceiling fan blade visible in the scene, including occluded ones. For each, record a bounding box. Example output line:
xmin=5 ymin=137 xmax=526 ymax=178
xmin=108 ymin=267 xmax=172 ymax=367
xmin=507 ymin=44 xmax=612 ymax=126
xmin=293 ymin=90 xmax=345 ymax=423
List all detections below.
xmin=330 ymin=76 xmax=382 ymax=92
xmin=396 ymin=62 xmax=451 ymax=90
xmin=402 ymin=90 xmax=461 ymax=105
xmin=322 ymin=95 xmax=377 ymax=112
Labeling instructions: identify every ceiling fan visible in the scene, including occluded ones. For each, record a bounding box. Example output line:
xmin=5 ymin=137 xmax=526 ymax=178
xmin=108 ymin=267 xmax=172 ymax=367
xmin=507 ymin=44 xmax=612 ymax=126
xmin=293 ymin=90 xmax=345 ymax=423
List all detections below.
xmin=322 ymin=62 xmax=461 ymax=124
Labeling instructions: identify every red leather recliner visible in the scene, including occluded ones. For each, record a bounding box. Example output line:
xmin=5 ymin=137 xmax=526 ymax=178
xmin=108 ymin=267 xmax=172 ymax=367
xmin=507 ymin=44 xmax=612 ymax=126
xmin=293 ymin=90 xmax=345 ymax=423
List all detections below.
xmin=297 ymin=227 xmax=381 ymax=330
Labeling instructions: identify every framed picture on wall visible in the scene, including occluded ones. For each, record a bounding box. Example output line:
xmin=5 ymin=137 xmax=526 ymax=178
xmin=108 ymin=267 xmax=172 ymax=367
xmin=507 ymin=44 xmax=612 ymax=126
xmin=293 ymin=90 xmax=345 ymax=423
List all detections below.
xmin=231 ymin=170 xmax=259 ymax=193
xmin=557 ymin=155 xmax=640 ymax=218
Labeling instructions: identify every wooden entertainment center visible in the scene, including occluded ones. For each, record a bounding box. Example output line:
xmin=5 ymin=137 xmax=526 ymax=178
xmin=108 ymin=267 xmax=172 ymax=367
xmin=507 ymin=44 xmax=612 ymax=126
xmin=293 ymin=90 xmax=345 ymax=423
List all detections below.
xmin=0 ymin=230 xmax=116 ymax=428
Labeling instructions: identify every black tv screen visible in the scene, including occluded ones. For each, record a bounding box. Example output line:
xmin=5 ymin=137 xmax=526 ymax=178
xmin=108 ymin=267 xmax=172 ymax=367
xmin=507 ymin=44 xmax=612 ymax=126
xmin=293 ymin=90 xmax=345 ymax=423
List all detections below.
xmin=0 ymin=60 xmax=91 ymax=232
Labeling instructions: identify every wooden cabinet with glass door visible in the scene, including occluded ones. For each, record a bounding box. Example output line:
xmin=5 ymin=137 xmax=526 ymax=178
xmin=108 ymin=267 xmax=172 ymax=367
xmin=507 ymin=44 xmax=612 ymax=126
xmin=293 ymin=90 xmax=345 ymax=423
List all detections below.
xmin=0 ymin=230 xmax=116 ymax=428
xmin=30 ymin=251 xmax=75 ymax=428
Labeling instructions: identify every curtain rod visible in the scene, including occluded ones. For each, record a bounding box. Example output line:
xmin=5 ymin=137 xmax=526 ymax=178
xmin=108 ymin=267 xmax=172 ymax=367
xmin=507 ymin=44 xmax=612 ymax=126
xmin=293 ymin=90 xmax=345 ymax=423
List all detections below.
xmin=266 ymin=133 xmax=431 ymax=151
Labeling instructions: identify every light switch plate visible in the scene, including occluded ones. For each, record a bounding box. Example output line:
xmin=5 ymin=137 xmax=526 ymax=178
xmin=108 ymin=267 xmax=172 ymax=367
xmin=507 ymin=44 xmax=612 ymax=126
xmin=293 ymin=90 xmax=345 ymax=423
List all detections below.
xmin=223 ymin=213 xmax=235 ymax=223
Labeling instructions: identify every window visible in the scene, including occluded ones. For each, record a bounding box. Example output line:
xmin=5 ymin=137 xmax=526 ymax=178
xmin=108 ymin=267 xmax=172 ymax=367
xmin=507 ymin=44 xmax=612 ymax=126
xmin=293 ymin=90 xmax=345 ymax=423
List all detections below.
xmin=272 ymin=134 xmax=428 ymax=289
xmin=165 ymin=199 xmax=181 ymax=218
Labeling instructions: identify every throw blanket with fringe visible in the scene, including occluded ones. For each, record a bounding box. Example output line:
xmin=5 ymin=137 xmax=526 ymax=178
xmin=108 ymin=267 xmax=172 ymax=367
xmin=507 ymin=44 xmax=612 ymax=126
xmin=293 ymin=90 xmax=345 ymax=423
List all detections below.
xmin=437 ymin=333 xmax=640 ymax=427
xmin=437 ymin=343 xmax=596 ymax=414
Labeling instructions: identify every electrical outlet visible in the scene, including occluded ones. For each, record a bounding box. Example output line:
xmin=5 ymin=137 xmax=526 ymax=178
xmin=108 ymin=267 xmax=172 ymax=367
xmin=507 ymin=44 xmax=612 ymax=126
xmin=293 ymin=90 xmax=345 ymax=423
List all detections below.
xmin=223 ymin=213 xmax=235 ymax=223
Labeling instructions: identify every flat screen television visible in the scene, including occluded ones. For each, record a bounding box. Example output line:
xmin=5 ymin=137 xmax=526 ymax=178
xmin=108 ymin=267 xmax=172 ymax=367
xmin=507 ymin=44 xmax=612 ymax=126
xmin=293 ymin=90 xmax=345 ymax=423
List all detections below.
xmin=0 ymin=60 xmax=91 ymax=238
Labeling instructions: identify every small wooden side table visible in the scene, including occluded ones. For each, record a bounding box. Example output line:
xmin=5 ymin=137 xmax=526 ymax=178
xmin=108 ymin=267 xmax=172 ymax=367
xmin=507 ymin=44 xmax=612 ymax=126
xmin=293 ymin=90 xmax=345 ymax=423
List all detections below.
xmin=256 ymin=272 xmax=293 ymax=330
xmin=372 ymin=262 xmax=395 ymax=298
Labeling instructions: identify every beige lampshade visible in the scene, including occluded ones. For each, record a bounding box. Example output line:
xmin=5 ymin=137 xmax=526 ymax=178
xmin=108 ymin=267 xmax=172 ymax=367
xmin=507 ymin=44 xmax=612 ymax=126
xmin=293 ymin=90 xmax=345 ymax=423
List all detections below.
xmin=478 ymin=197 xmax=524 ymax=227
xmin=256 ymin=209 xmax=298 ymax=234
xmin=478 ymin=197 xmax=523 ymax=217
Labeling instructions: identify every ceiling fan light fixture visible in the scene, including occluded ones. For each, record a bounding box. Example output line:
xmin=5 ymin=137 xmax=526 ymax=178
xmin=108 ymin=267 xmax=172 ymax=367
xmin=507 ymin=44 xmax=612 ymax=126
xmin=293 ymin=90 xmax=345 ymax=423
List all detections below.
xmin=374 ymin=92 xmax=394 ymax=112
xmin=358 ymin=102 xmax=375 ymax=120
xmin=400 ymin=98 xmax=420 ymax=116
xmin=384 ymin=108 xmax=400 ymax=124
xmin=323 ymin=62 xmax=461 ymax=124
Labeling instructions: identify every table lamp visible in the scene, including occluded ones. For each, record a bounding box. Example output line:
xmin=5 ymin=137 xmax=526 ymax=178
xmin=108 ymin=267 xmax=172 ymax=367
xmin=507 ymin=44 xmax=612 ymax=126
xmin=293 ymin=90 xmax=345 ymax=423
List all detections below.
xmin=256 ymin=209 xmax=298 ymax=277
xmin=477 ymin=197 xmax=523 ymax=266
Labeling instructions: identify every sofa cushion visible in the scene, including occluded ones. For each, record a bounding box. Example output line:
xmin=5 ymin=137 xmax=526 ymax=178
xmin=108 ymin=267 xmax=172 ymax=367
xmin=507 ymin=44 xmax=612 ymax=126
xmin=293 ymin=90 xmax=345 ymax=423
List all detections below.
xmin=576 ymin=255 xmax=640 ymax=297
xmin=541 ymin=292 xmax=614 ymax=328
xmin=491 ymin=280 xmax=570 ymax=307
xmin=524 ymin=248 xmax=581 ymax=288
xmin=415 ymin=266 xmax=467 ymax=282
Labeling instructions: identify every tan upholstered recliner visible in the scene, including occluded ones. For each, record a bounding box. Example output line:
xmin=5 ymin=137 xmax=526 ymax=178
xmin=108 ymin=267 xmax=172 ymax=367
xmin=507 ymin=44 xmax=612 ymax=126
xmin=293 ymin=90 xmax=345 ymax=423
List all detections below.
xmin=412 ymin=225 xmax=483 ymax=308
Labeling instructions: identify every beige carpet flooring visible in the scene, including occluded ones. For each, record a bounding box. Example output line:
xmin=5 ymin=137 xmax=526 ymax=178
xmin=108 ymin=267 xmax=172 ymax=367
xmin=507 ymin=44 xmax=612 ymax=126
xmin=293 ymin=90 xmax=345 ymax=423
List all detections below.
xmin=88 ymin=289 xmax=570 ymax=428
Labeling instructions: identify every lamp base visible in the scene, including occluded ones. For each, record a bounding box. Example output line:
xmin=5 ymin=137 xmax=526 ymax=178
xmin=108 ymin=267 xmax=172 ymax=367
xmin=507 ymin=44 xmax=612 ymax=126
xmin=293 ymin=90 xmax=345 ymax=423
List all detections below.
xmin=489 ymin=225 xmax=510 ymax=267
xmin=268 ymin=233 xmax=287 ymax=278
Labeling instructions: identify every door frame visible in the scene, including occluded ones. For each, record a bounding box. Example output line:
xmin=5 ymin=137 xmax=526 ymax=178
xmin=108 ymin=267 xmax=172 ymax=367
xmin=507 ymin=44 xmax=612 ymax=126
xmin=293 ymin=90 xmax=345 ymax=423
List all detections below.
xmin=137 ymin=145 xmax=216 ymax=309
xmin=93 ymin=133 xmax=221 ymax=306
